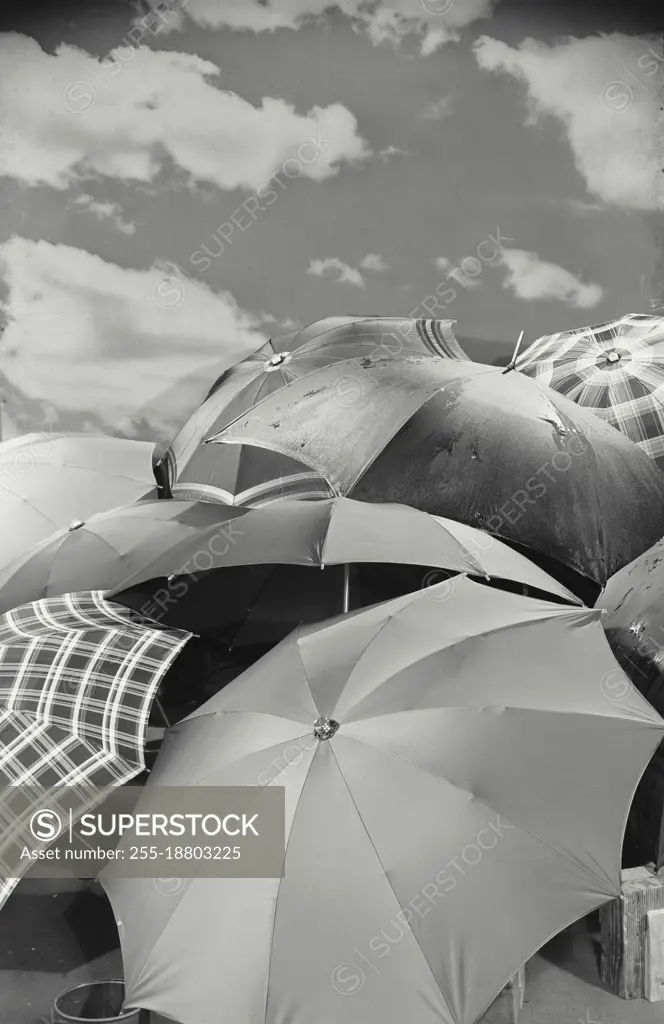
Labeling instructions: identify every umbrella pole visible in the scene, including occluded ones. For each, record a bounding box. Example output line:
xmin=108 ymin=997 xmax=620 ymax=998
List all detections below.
xmin=343 ymin=563 xmax=350 ymax=614
xmin=154 ymin=693 xmax=171 ymax=728
xmin=502 ymin=330 xmax=525 ymax=374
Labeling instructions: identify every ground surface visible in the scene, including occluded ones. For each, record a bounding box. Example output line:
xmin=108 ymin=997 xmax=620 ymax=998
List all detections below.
xmin=3 ymin=879 xmax=664 ymax=1024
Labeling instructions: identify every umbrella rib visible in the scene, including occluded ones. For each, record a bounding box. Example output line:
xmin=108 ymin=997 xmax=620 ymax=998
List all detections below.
xmin=338 ymin=732 xmax=617 ymax=890
xmin=327 ymin=739 xmax=460 ymax=1024
xmin=125 ymin=735 xmax=321 ymax=1018
xmin=262 ymin=742 xmax=320 ymax=1024
xmin=429 ymin=517 xmax=485 ymax=576
xmin=336 ymin=605 xmax=600 ymax=720
xmin=155 ymin=716 xmax=314 ymax=784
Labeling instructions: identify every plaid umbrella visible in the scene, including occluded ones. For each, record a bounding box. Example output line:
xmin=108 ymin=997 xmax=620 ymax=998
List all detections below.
xmin=156 ymin=316 xmax=466 ymax=506
xmin=516 ymin=313 xmax=664 ymax=468
xmin=0 ymin=590 xmax=191 ymax=911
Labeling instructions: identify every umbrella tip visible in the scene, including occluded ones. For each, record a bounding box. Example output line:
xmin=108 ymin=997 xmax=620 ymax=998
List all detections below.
xmin=68 ymin=519 xmax=85 ymax=531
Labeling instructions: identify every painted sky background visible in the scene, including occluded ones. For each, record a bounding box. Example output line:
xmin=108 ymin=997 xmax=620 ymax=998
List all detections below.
xmin=0 ymin=0 xmax=661 ymax=442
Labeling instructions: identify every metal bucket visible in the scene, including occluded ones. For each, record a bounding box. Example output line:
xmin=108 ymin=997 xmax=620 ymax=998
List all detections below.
xmin=51 ymin=981 xmax=144 ymax=1023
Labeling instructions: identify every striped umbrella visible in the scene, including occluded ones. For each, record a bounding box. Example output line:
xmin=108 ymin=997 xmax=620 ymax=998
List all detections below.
xmin=155 ymin=316 xmax=466 ymax=506
xmin=516 ymin=314 xmax=664 ymax=469
xmin=0 ymin=591 xmax=191 ymax=911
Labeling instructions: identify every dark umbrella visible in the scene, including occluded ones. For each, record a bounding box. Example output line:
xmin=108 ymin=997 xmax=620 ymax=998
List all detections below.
xmin=596 ymin=539 xmax=664 ymax=868
xmin=210 ymin=355 xmax=664 ymax=593
xmin=106 ymin=497 xmax=580 ymax=646
xmin=155 ymin=316 xmax=466 ymax=505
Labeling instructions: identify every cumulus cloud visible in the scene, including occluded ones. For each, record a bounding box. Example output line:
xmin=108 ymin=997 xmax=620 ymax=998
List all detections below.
xmin=377 ymin=145 xmax=409 ymax=161
xmin=499 ymin=248 xmax=604 ymax=308
xmin=432 ymin=254 xmax=481 ymax=288
xmin=474 ymin=32 xmax=662 ymax=212
xmin=0 ymin=33 xmax=370 ymax=191
xmin=71 ymin=194 xmax=136 ymax=235
xmin=0 ymin=237 xmax=266 ymax=436
xmin=360 ymin=252 xmax=389 ymax=271
xmin=307 ymin=258 xmax=366 ymax=286
xmin=139 ymin=0 xmax=498 ymax=54
xmin=420 ymin=96 xmax=452 ymax=121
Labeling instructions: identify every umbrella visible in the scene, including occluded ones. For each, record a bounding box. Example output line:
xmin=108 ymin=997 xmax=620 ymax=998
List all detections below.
xmin=0 ymin=591 xmax=191 ymax=913
xmin=155 ymin=316 xmax=466 ymax=506
xmin=0 ymin=498 xmax=247 ymax=616
xmin=100 ymin=497 xmax=580 ymax=646
xmin=596 ymin=539 xmax=664 ymax=868
xmin=210 ymin=355 xmax=664 ymax=593
xmin=515 ymin=313 xmax=664 ymax=469
xmin=0 ymin=433 xmax=157 ymax=569
xmin=102 ymin=578 xmax=664 ymax=1024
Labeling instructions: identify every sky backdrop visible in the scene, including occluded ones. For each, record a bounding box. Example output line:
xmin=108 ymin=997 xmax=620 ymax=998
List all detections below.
xmin=0 ymin=0 xmax=661 ymax=441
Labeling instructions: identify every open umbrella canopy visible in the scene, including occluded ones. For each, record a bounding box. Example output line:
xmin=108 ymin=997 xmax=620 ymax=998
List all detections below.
xmin=596 ymin=537 xmax=664 ymax=692
xmin=103 ymin=578 xmax=664 ymax=1024
xmin=156 ymin=316 xmax=466 ymax=506
xmin=103 ymin=497 xmax=580 ymax=645
xmin=0 ymin=591 xmax=191 ymax=913
xmin=0 ymin=498 xmax=247 ymax=616
xmin=596 ymin=540 xmax=664 ymax=869
xmin=516 ymin=314 xmax=664 ymax=469
xmin=211 ymin=355 xmax=664 ymax=592
xmin=0 ymin=433 xmax=157 ymax=570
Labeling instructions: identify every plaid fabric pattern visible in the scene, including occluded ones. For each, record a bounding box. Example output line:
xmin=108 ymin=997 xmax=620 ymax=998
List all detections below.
xmin=159 ymin=317 xmax=466 ymax=501
xmin=517 ymin=314 xmax=664 ymax=468
xmin=0 ymin=591 xmax=191 ymax=910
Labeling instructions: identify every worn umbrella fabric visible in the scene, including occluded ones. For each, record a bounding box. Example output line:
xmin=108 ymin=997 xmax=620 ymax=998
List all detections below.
xmin=596 ymin=537 xmax=664 ymax=693
xmin=103 ymin=579 xmax=664 ymax=1024
xmin=0 ymin=591 xmax=191 ymax=912
xmin=104 ymin=497 xmax=580 ymax=645
xmin=596 ymin=540 xmax=664 ymax=867
xmin=157 ymin=316 xmax=465 ymax=506
xmin=0 ymin=433 xmax=157 ymax=570
xmin=211 ymin=356 xmax=664 ymax=589
xmin=516 ymin=314 xmax=664 ymax=469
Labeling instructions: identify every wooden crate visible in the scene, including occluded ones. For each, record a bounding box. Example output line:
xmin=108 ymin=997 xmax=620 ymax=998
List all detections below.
xmin=480 ymin=966 xmax=526 ymax=1024
xmin=645 ymin=908 xmax=664 ymax=1000
xmin=600 ymin=865 xmax=664 ymax=998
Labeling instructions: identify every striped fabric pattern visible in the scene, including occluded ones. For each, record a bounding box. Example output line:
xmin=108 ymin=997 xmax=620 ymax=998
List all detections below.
xmin=158 ymin=316 xmax=467 ymax=504
xmin=517 ymin=314 xmax=664 ymax=468
xmin=171 ymin=471 xmax=334 ymax=507
xmin=0 ymin=591 xmax=191 ymax=910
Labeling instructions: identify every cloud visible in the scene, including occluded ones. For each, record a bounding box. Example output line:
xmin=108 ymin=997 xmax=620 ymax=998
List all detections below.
xmin=0 ymin=33 xmax=370 ymax=191
xmin=71 ymin=194 xmax=136 ymax=235
xmin=360 ymin=252 xmax=389 ymax=271
xmin=141 ymin=0 xmax=498 ymax=54
xmin=474 ymin=32 xmax=662 ymax=212
xmin=499 ymin=248 xmax=604 ymax=308
xmin=307 ymin=252 xmax=390 ymax=284
xmin=420 ymin=96 xmax=452 ymax=121
xmin=377 ymin=145 xmax=409 ymax=161
xmin=307 ymin=258 xmax=366 ymax=286
xmin=0 ymin=237 xmax=266 ymax=437
xmin=433 ymin=254 xmax=481 ymax=288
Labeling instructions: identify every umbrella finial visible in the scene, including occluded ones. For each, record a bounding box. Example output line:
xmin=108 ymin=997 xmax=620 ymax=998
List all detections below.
xmin=313 ymin=717 xmax=340 ymax=741
xmin=264 ymin=351 xmax=291 ymax=372
xmin=68 ymin=519 xmax=85 ymax=531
